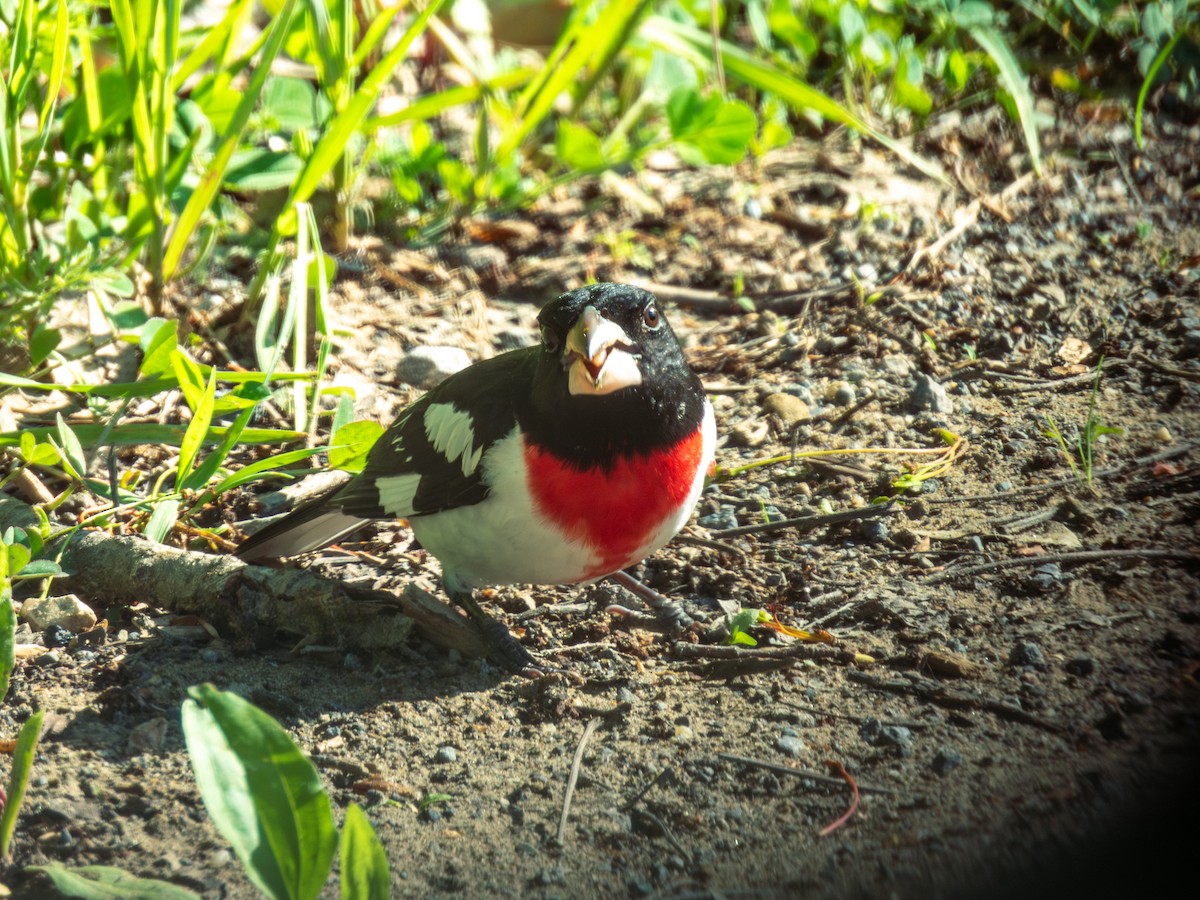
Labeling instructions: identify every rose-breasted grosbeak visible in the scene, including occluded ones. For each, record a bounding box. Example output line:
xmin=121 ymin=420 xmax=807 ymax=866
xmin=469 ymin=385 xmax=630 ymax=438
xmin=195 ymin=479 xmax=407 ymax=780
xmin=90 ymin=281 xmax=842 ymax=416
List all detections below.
xmin=237 ymin=283 xmax=715 ymax=671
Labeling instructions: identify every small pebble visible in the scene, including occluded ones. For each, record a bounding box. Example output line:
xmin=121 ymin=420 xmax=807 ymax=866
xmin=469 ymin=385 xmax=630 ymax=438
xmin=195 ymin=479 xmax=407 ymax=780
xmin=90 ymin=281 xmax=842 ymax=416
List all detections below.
xmin=1008 ymin=641 xmax=1049 ymax=670
xmin=1155 ymin=425 xmax=1172 ymax=443
xmin=860 ymin=718 xmax=913 ymax=757
xmin=831 ymin=383 xmax=856 ymax=406
xmin=434 ymin=746 xmax=458 ymax=764
xmin=1065 ymin=655 xmax=1096 ymax=677
xmin=908 ymin=374 xmax=954 ymax=414
xmin=931 ymin=749 xmax=963 ymax=776
xmin=775 ymin=735 xmax=805 ymax=758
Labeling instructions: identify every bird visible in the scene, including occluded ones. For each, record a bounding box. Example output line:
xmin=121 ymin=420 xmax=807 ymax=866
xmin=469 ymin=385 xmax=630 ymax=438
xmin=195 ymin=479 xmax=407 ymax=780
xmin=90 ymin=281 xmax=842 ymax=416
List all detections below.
xmin=236 ymin=283 xmax=716 ymax=672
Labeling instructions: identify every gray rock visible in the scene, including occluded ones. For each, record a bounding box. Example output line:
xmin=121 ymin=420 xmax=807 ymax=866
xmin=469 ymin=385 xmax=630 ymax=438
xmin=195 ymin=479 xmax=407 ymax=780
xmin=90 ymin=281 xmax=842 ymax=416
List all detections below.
xmin=860 ymin=718 xmax=913 ymax=757
xmin=22 ymin=594 xmax=97 ymax=633
xmin=396 ymin=346 xmax=473 ymax=389
xmin=434 ymin=745 xmax=458 ymax=764
xmin=1008 ymin=641 xmax=1049 ymax=670
xmin=832 ymin=383 xmax=856 ymax=406
xmin=931 ymin=748 xmax=963 ymax=776
xmin=775 ymin=735 xmax=805 ymax=758
xmin=908 ymin=374 xmax=953 ymax=413
xmin=881 ymin=354 xmax=915 ymax=378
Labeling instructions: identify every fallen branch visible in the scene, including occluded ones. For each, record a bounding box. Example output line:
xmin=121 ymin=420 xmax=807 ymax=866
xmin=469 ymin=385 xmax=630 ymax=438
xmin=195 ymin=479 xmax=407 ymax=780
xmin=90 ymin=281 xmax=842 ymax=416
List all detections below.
xmin=57 ymin=531 xmax=430 ymax=653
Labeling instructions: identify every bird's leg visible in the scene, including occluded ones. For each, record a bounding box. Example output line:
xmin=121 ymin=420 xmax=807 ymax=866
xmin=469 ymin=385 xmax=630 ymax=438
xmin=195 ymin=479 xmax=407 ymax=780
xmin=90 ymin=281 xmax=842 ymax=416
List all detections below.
xmin=449 ymin=590 xmax=543 ymax=675
xmin=607 ymin=570 xmax=697 ymax=634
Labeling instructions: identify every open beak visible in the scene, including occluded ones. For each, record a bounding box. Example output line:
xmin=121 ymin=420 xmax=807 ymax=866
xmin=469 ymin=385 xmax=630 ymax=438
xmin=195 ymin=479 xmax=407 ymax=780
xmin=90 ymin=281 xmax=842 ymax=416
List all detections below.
xmin=563 ymin=305 xmax=642 ymax=396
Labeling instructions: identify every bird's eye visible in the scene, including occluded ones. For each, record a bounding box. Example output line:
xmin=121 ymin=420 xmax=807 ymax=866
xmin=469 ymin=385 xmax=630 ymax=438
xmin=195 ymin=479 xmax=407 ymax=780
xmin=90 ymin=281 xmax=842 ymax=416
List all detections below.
xmin=642 ymin=304 xmax=661 ymax=330
xmin=541 ymin=325 xmax=560 ymax=352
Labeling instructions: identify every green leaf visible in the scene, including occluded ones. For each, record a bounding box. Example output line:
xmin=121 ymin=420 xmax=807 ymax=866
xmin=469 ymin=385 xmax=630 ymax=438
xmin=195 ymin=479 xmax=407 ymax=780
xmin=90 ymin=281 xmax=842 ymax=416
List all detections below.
xmin=555 ymin=120 xmax=606 ymax=170
xmin=667 ymin=89 xmax=757 ymax=165
xmin=6 ymin=543 xmax=31 ymax=579
xmin=206 ymin=446 xmax=327 ymax=499
xmin=340 ymin=804 xmax=390 ymax=900
xmin=139 ymin=318 xmax=179 ymax=376
xmin=176 ymin=371 xmax=217 ymax=491
xmin=182 ymin=685 xmax=336 ymax=900
xmin=261 ymin=76 xmax=321 ymax=131
xmin=0 ymin=593 xmax=15 ymax=704
xmin=28 ymin=864 xmax=201 ymax=899
xmin=968 ymin=25 xmax=1041 ymax=174
xmin=0 ymin=710 xmax=44 ymax=859
xmin=171 ymin=348 xmax=208 ymax=412
xmin=144 ymin=500 xmax=179 ymax=544
xmin=55 ymin=413 xmax=87 ymax=480
xmin=19 ymin=431 xmax=36 ymax=462
xmin=224 ymin=148 xmax=305 ymax=191
xmin=327 ymin=421 xmax=384 ymax=474
xmin=29 ymin=325 xmax=61 ymax=367
xmin=10 ymin=558 xmax=64 ymax=582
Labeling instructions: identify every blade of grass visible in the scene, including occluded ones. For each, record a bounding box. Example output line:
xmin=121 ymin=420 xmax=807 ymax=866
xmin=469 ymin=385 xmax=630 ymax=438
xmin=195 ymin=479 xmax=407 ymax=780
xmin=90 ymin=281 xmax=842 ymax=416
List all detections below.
xmin=176 ymin=370 xmax=217 ymax=490
xmin=163 ymin=0 xmax=299 ymax=279
xmin=0 ymin=710 xmax=44 ymax=860
xmin=1135 ymin=29 xmax=1183 ymax=150
xmin=0 ymin=423 xmax=306 ymax=449
xmin=642 ymin=15 xmax=949 ymax=185
xmin=967 ymin=24 xmax=1041 ymax=175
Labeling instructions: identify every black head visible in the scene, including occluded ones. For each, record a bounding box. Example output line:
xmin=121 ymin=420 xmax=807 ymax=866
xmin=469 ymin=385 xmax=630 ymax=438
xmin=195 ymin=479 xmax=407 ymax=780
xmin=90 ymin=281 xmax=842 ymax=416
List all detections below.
xmin=521 ymin=283 xmax=706 ymax=467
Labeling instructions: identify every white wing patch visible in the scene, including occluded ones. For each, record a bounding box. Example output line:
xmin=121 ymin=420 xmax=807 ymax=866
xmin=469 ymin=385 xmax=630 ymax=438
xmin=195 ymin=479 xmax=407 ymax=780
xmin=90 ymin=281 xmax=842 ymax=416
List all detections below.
xmin=376 ymin=473 xmax=421 ymax=517
xmin=423 ymin=402 xmax=483 ymax=477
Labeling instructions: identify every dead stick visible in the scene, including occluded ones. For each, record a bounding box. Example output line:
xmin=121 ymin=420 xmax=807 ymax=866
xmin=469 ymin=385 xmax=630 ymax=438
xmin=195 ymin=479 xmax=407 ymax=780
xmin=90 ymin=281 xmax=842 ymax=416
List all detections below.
xmin=557 ymin=718 xmax=600 ymax=844
xmin=926 ymin=548 xmax=1200 ymax=584
xmin=845 ymin=670 xmax=1064 ymax=733
xmin=718 ymin=753 xmax=895 ymax=795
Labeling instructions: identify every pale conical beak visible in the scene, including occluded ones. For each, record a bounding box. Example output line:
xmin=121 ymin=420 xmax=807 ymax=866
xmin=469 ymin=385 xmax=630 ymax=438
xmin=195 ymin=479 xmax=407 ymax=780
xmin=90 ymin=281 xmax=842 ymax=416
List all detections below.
xmin=563 ymin=306 xmax=642 ymax=396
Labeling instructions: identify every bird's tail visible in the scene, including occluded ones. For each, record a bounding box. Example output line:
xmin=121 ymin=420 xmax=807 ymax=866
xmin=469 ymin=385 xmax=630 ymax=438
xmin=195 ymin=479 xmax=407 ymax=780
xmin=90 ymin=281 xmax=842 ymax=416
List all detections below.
xmin=236 ymin=494 xmax=371 ymax=563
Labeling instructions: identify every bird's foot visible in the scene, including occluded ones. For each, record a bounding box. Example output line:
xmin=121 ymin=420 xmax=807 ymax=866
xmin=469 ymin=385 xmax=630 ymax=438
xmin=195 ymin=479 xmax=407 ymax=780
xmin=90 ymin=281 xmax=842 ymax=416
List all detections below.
xmin=606 ymin=570 xmax=699 ymax=635
xmin=451 ymin=591 xmax=563 ymax=678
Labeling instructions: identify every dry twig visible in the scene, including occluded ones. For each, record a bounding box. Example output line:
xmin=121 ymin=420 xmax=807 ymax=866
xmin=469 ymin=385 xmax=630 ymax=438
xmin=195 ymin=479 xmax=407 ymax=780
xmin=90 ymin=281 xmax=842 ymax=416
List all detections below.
xmin=557 ymin=718 xmax=601 ymax=844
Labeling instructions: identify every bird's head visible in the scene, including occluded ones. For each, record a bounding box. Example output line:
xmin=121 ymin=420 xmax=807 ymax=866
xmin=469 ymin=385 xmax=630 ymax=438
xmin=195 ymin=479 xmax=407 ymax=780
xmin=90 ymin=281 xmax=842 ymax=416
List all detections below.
xmin=535 ymin=283 xmax=687 ymax=399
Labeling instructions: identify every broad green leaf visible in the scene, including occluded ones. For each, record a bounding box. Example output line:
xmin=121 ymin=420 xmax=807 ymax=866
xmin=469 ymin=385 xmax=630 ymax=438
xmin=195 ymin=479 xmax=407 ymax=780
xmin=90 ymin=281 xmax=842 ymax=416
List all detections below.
xmin=667 ymin=89 xmax=756 ymax=165
xmin=171 ymin=349 xmax=208 ymax=412
xmin=0 ymin=710 xmax=44 ymax=859
xmin=144 ymin=500 xmax=179 ymax=544
xmin=224 ymin=149 xmax=305 ymax=192
xmin=177 ymin=371 xmax=217 ymax=491
xmin=10 ymin=558 xmax=64 ymax=581
xmin=340 ymin=804 xmax=390 ymax=900
xmin=28 ymin=864 xmax=200 ymax=899
xmin=182 ymin=685 xmax=336 ymax=900
xmin=29 ymin=325 xmax=61 ymax=367
xmin=5 ymin=543 xmax=31 ymax=576
xmin=327 ymin=420 xmax=384 ymax=474
xmin=643 ymin=15 xmax=948 ymax=184
xmin=19 ymin=431 xmax=36 ymax=461
xmin=555 ymin=120 xmax=606 ymax=170
xmin=139 ymin=318 xmax=178 ymax=377
xmin=261 ymin=76 xmax=321 ymax=131
xmin=968 ymin=25 xmax=1041 ymax=175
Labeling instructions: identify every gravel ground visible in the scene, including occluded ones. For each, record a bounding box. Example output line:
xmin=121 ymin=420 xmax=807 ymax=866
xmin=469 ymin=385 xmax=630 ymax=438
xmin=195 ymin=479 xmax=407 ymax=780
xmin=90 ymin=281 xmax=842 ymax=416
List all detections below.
xmin=3 ymin=106 xmax=1199 ymax=898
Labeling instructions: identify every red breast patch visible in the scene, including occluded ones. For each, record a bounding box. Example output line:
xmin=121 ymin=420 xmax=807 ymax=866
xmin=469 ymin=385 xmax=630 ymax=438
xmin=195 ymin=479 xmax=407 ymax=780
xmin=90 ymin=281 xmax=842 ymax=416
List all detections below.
xmin=524 ymin=429 xmax=705 ymax=579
